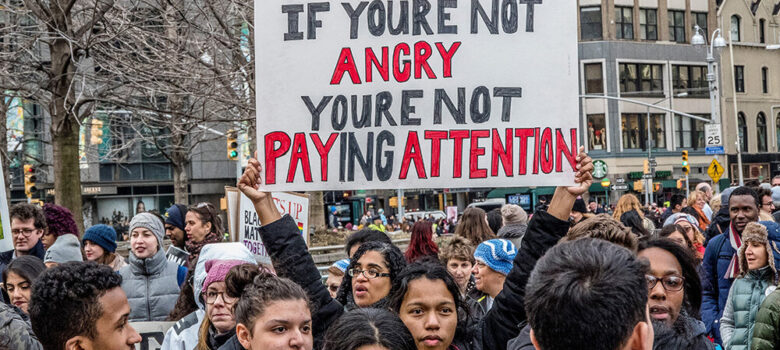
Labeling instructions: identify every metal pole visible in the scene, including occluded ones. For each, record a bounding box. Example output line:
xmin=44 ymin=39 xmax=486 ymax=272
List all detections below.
xmin=646 ymin=107 xmax=652 ymax=206
xmin=397 ymin=189 xmax=405 ymax=218
xmin=728 ymin=33 xmax=745 ymax=186
xmin=706 ymin=29 xmax=721 ymax=125
xmin=685 ymin=174 xmax=690 ymax=198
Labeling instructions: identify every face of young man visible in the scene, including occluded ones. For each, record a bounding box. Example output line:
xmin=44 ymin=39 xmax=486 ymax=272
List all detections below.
xmin=729 ymin=195 xmax=759 ymax=235
xmin=11 ymin=217 xmax=43 ymax=254
xmin=68 ymin=287 xmax=141 ymax=350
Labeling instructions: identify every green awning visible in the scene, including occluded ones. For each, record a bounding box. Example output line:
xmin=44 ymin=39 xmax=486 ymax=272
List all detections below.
xmin=589 ymin=182 xmax=609 ymax=192
xmin=661 ymin=180 xmax=677 ymax=189
xmin=533 ymin=187 xmax=556 ymax=196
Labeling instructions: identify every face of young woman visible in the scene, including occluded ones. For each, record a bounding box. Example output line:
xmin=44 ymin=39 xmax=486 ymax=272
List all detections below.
xmin=445 ymin=258 xmax=473 ymax=293
xmin=130 ymin=228 xmax=158 ymax=259
xmin=745 ymin=241 xmax=769 ymax=271
xmin=185 ymin=211 xmax=211 ymax=243
xmin=205 ymin=282 xmax=237 ymax=334
xmin=5 ymin=272 xmax=32 ymax=314
xmin=237 ymin=299 xmax=313 ymax=350
xmin=84 ymin=240 xmax=106 ymax=261
xmin=398 ymin=278 xmax=458 ymax=350
xmin=351 ymin=250 xmax=392 ymax=307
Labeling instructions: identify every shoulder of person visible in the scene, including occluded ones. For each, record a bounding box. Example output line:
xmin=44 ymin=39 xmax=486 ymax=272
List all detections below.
xmin=171 ymin=310 xmax=202 ymax=336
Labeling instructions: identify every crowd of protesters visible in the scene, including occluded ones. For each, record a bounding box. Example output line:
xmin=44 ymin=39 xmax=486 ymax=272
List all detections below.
xmin=4 ymin=148 xmax=780 ymax=350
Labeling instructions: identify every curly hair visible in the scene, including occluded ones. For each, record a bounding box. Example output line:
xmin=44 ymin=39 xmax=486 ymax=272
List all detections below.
xmin=438 ymin=236 xmax=476 ymax=265
xmin=336 ymin=241 xmax=407 ymax=308
xmin=9 ymin=203 xmax=47 ymax=230
xmin=29 ymin=262 xmax=122 ymax=350
xmin=42 ymin=204 xmax=79 ymax=237
xmin=612 ymin=194 xmax=644 ymax=221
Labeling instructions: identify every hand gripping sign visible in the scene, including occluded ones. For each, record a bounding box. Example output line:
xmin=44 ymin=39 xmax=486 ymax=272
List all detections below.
xmin=255 ymin=0 xmax=579 ymax=191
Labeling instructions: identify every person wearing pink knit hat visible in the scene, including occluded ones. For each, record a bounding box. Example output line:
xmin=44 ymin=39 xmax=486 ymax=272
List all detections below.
xmin=196 ymin=259 xmax=253 ymax=350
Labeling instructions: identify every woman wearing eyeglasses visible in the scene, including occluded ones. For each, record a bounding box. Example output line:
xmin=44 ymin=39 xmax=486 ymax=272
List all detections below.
xmin=719 ymin=222 xmax=777 ymax=350
xmin=194 ymin=260 xmax=251 ymax=350
xmin=637 ymin=238 xmax=713 ymax=349
xmin=185 ymin=203 xmax=225 ymax=267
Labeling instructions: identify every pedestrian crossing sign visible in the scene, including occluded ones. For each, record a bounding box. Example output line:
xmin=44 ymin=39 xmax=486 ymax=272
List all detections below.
xmin=708 ymin=159 xmax=724 ymax=183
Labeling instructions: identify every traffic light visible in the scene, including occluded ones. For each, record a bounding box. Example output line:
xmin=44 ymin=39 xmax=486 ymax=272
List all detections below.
xmin=23 ymin=164 xmax=37 ymax=197
xmin=681 ymin=150 xmax=690 ymax=175
xmin=643 ymin=159 xmax=650 ymax=175
xmin=90 ymin=119 xmax=104 ymax=145
xmin=227 ymin=130 xmax=238 ymax=160
xmin=634 ymin=180 xmax=644 ymax=192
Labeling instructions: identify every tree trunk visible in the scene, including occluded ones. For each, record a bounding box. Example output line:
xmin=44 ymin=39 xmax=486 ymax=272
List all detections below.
xmin=308 ymin=191 xmax=326 ymax=230
xmin=52 ymin=112 xmax=84 ymax=234
xmin=172 ymin=160 xmax=189 ymax=205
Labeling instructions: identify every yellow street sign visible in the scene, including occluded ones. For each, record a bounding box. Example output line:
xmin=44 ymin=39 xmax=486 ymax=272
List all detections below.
xmin=708 ymin=159 xmax=724 ymax=183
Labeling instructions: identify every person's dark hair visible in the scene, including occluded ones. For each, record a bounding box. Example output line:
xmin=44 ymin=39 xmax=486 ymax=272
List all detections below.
xmin=336 ymin=241 xmax=407 ymax=307
xmin=486 ymin=208 xmax=503 ymax=235
xmin=638 ymin=238 xmax=702 ymax=318
xmin=658 ymin=224 xmax=694 ymax=251
xmin=167 ymin=269 xmax=198 ymax=321
xmin=323 ymin=308 xmax=416 ymax=350
xmin=29 ymin=262 xmax=122 ymax=350
xmin=670 ymin=194 xmax=686 ymax=209
xmin=757 ymin=187 xmax=772 ymax=204
xmin=388 ymin=262 xmax=471 ymax=341
xmin=562 ymin=214 xmax=638 ymax=252
xmin=525 ymin=238 xmax=649 ymax=350
xmin=2 ymin=256 xmax=46 ymax=295
xmin=225 ymin=264 xmax=309 ymax=336
xmin=404 ymin=221 xmax=439 ymax=263
xmin=42 ymin=204 xmax=79 ymax=237
xmin=9 ymin=203 xmax=47 ymax=230
xmin=187 ymin=202 xmax=224 ymax=235
xmin=454 ymin=207 xmax=496 ymax=245
xmin=345 ymin=229 xmax=392 ymax=256
xmin=730 ymin=186 xmax=760 ymax=208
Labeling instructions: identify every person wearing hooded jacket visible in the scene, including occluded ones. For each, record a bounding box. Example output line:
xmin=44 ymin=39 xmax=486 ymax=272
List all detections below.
xmin=119 ymin=212 xmax=187 ymax=322
xmin=237 ymin=146 xmax=594 ymax=350
xmin=161 ymin=242 xmax=257 ymax=350
xmin=720 ymin=222 xmax=778 ymax=350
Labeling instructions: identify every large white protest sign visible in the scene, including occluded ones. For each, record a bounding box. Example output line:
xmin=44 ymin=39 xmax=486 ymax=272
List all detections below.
xmin=237 ymin=191 xmax=309 ymax=261
xmin=255 ymin=0 xmax=579 ymax=191
xmin=0 ymin=154 xmax=12 ymax=251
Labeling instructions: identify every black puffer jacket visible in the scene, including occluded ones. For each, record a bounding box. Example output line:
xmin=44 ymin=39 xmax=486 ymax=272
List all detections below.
xmin=260 ymin=214 xmax=556 ymax=350
xmin=704 ymin=207 xmax=730 ymax=245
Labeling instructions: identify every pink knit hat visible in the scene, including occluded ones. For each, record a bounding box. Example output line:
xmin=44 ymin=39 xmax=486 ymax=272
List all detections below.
xmin=201 ymin=259 xmax=251 ymax=293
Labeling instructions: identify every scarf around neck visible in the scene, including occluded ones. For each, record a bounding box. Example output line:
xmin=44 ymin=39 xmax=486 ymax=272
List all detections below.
xmin=725 ymin=223 xmax=743 ymax=279
xmin=186 ymin=231 xmax=223 ymax=267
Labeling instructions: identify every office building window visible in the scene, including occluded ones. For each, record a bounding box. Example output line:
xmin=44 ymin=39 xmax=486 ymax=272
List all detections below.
xmin=621 ymin=113 xmax=666 ymax=150
xmin=675 ymin=115 xmax=706 ymax=149
xmin=730 ymin=15 xmax=741 ymax=42
xmin=668 ymin=10 xmax=686 ymax=43
xmin=640 ymin=8 xmax=658 ymax=40
xmin=759 ymin=19 xmax=766 ymax=44
xmin=584 ymin=63 xmax=604 ymax=94
xmin=619 ymin=63 xmax=663 ymax=97
xmin=616 ymin=7 xmax=634 ymax=39
xmin=735 ymin=65 xmax=745 ymax=93
xmin=587 ymin=114 xmax=607 ymax=150
xmin=580 ymin=6 xmax=603 ymax=40
xmin=758 ymin=113 xmax=767 ymax=152
xmin=693 ymin=12 xmax=708 ymax=39
xmin=672 ymin=65 xmax=708 ymax=97
xmin=762 ymin=67 xmax=769 ymax=93
xmin=738 ymin=113 xmax=748 ymax=151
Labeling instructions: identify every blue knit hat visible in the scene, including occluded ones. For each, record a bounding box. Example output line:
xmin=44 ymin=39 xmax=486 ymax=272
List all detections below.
xmin=82 ymin=224 xmax=118 ymax=253
xmin=473 ymin=239 xmax=517 ymax=275
xmin=164 ymin=204 xmax=188 ymax=232
xmin=331 ymin=258 xmax=350 ymax=273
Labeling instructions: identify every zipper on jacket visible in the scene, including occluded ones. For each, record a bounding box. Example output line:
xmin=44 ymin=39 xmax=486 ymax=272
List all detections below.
xmin=146 ymin=273 xmax=151 ymax=320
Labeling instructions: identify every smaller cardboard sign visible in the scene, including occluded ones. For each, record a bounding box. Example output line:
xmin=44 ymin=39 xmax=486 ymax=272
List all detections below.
xmin=131 ymin=322 xmax=174 ymax=350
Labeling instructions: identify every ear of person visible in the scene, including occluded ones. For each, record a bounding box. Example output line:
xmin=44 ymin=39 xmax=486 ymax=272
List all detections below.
xmin=236 ymin=323 xmax=252 ymax=349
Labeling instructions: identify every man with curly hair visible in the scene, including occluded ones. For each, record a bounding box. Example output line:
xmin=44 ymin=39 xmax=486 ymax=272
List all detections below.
xmin=28 ymin=262 xmax=141 ymax=350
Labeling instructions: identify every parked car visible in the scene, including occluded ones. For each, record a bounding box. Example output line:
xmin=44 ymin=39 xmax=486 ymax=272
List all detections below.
xmin=466 ymin=198 xmax=506 ymax=213
xmin=404 ymin=210 xmax=446 ymax=222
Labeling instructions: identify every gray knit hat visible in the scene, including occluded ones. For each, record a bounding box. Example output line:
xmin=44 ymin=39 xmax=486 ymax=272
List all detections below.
xmin=129 ymin=212 xmax=165 ymax=248
xmin=501 ymin=204 xmax=528 ymax=225
xmin=44 ymin=234 xmax=83 ymax=264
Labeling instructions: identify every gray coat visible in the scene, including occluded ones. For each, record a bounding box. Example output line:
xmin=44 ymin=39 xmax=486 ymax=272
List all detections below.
xmin=497 ymin=222 xmax=527 ymax=249
xmin=119 ymin=248 xmax=181 ymax=322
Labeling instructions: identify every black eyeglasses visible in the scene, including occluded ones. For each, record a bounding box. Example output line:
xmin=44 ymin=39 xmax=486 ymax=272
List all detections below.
xmin=11 ymin=228 xmax=37 ymax=237
xmin=348 ymin=268 xmax=391 ymax=279
xmin=204 ymin=291 xmax=237 ymax=304
xmin=646 ymin=275 xmax=685 ymax=292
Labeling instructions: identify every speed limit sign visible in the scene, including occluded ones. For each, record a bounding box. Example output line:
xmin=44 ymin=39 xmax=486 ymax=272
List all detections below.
xmin=705 ymin=124 xmax=724 ymax=155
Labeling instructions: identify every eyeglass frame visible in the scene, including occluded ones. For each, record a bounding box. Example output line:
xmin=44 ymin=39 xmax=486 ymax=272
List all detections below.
xmin=11 ymin=228 xmax=40 ymax=237
xmin=348 ymin=268 xmax=391 ymax=279
xmin=645 ymin=274 xmax=685 ymax=292
xmin=203 ymin=290 xmax=237 ymax=305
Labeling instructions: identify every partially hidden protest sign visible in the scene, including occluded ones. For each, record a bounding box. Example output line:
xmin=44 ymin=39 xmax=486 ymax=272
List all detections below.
xmin=131 ymin=322 xmax=173 ymax=350
xmin=232 ymin=189 xmax=310 ymax=262
xmin=255 ymin=0 xmax=579 ymax=191
xmin=0 ymin=154 xmax=12 ymax=252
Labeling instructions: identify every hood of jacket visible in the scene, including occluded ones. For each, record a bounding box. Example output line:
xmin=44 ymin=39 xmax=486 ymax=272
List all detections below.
xmin=497 ymin=222 xmax=527 ymax=239
xmin=193 ymin=243 xmax=257 ymax=309
xmin=127 ymin=247 xmax=168 ymax=276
